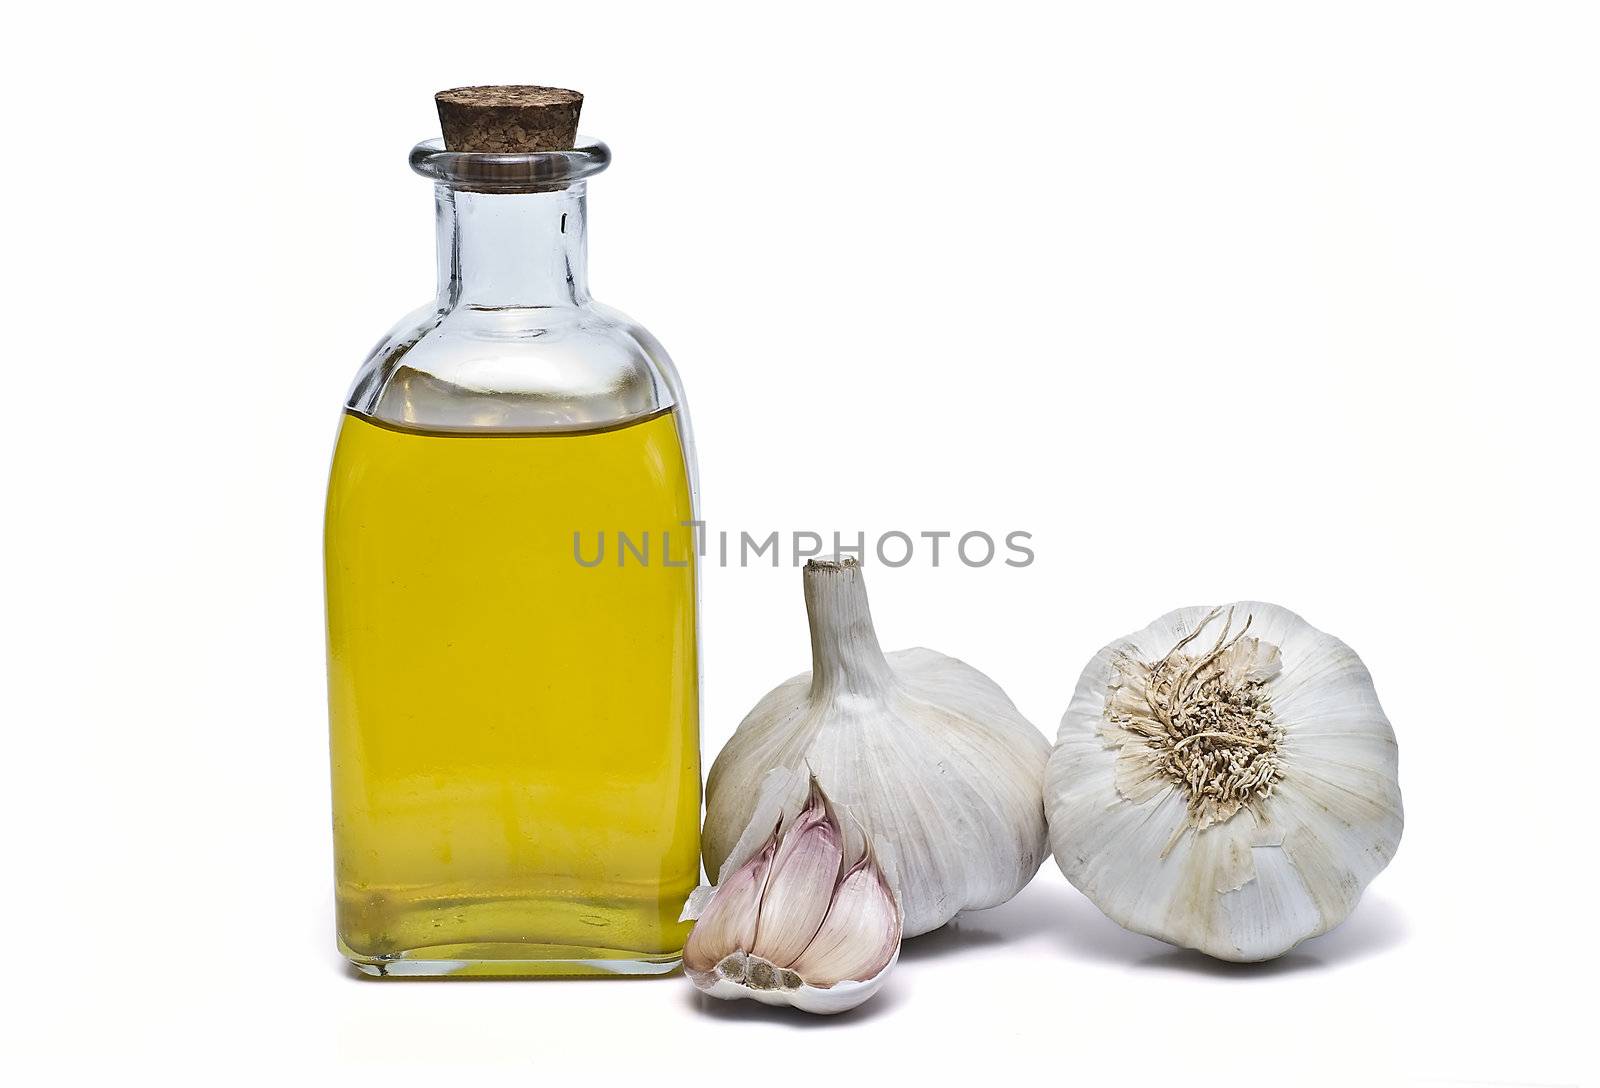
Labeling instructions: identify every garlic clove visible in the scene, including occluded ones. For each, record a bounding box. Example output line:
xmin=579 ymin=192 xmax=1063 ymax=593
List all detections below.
xmin=683 ymin=769 xmax=903 ymax=1015
xmin=748 ymin=783 xmax=844 ymax=967
xmin=788 ymin=851 xmax=899 ymax=987
xmin=682 ymin=828 xmax=776 ymax=975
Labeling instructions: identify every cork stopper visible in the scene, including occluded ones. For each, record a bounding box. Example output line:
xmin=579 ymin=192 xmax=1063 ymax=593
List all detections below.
xmin=435 ymin=86 xmax=583 ymax=153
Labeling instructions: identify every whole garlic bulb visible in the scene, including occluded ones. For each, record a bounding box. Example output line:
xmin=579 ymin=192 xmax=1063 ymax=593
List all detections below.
xmin=684 ymin=770 xmax=901 ymax=1015
xmin=1046 ymin=602 xmax=1403 ymax=961
xmin=704 ymin=557 xmax=1051 ymax=937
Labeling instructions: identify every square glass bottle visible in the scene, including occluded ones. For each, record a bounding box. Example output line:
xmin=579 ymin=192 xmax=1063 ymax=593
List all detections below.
xmin=324 ymin=87 xmax=701 ymax=977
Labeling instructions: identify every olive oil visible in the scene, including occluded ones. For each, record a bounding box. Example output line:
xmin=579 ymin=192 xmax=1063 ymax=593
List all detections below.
xmin=325 ymin=408 xmax=700 ymax=975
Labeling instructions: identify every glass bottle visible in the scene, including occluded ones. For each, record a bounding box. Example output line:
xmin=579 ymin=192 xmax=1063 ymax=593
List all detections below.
xmin=324 ymin=87 xmax=700 ymax=977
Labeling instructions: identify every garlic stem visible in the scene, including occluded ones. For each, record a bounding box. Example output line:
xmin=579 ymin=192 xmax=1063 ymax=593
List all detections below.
xmin=803 ymin=557 xmax=896 ymax=697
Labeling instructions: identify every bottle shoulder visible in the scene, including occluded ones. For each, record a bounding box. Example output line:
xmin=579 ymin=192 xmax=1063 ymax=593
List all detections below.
xmin=345 ymin=298 xmax=684 ymax=433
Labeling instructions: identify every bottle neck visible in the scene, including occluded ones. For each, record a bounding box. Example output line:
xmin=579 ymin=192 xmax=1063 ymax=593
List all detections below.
xmin=436 ymin=183 xmax=590 ymax=309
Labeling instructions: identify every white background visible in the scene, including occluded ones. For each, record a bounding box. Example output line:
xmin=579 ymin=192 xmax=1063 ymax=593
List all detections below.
xmin=3 ymin=2 xmax=1593 ymax=1083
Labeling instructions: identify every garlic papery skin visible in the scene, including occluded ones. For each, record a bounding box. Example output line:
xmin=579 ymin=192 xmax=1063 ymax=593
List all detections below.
xmin=703 ymin=557 xmax=1051 ymax=938
xmin=683 ymin=774 xmax=901 ymax=1015
xmin=1046 ymin=602 xmax=1403 ymax=962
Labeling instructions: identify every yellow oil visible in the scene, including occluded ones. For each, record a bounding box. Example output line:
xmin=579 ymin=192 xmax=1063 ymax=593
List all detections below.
xmin=324 ymin=408 xmax=700 ymax=976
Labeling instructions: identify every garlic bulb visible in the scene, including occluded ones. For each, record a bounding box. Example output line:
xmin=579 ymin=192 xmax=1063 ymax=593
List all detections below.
xmin=684 ymin=770 xmax=901 ymax=1015
xmin=1046 ymin=602 xmax=1403 ymax=961
xmin=704 ymin=557 xmax=1050 ymax=937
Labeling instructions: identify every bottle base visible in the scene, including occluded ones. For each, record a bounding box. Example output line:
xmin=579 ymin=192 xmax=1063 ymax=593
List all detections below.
xmin=340 ymin=937 xmax=683 ymax=978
